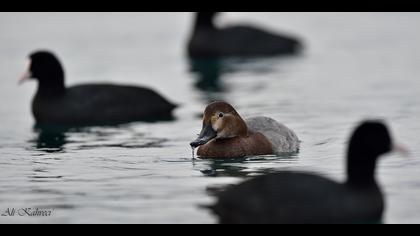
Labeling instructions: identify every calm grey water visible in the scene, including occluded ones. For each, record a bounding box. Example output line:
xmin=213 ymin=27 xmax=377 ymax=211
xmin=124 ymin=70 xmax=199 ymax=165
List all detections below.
xmin=0 ymin=12 xmax=420 ymax=224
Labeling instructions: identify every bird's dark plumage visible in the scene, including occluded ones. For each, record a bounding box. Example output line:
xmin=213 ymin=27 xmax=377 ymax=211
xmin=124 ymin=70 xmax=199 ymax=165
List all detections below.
xmin=188 ymin=12 xmax=303 ymax=59
xmin=26 ymin=51 xmax=176 ymax=126
xmin=210 ymin=121 xmax=394 ymax=224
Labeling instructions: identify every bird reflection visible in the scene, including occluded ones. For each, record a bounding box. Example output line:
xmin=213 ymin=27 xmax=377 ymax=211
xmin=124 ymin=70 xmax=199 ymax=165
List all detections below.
xmin=31 ymin=123 xmax=169 ymax=153
xmin=32 ymin=124 xmax=70 ymax=153
xmin=188 ymin=55 xmax=302 ymax=98
xmin=189 ymin=58 xmax=226 ymax=92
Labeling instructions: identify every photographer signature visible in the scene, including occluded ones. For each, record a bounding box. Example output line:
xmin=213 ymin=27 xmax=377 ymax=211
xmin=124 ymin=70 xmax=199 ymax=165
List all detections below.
xmin=1 ymin=208 xmax=54 ymax=217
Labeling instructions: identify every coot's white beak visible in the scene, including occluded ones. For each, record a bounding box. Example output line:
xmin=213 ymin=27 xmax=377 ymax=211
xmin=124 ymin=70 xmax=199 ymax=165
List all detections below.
xmin=18 ymin=59 xmax=31 ymax=85
xmin=393 ymin=143 xmax=410 ymax=157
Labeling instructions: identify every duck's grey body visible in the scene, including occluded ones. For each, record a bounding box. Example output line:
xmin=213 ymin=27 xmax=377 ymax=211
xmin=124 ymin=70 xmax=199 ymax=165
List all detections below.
xmin=245 ymin=117 xmax=300 ymax=153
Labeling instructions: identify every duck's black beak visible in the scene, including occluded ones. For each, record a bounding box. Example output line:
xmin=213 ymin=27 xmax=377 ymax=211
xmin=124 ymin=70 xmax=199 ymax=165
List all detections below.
xmin=190 ymin=123 xmax=217 ymax=148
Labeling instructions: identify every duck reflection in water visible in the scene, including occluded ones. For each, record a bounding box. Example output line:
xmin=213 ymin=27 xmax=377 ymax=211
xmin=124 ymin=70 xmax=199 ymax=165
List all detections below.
xmin=196 ymin=154 xmax=298 ymax=178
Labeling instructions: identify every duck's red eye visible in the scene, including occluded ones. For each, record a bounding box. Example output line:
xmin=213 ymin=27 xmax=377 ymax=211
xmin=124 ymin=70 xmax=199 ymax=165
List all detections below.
xmin=218 ymin=113 xmax=224 ymax=118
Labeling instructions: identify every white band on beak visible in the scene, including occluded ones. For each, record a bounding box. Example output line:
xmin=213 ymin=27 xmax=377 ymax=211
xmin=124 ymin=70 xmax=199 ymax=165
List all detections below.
xmin=393 ymin=143 xmax=410 ymax=157
xmin=18 ymin=59 xmax=31 ymax=85
xmin=19 ymin=71 xmax=31 ymax=85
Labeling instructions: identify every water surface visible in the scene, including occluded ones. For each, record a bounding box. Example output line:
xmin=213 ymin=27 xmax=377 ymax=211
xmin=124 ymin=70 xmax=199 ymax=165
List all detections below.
xmin=0 ymin=12 xmax=420 ymax=223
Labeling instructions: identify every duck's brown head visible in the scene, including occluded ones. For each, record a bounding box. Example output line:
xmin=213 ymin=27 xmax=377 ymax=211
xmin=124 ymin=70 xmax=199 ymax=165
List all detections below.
xmin=190 ymin=101 xmax=248 ymax=148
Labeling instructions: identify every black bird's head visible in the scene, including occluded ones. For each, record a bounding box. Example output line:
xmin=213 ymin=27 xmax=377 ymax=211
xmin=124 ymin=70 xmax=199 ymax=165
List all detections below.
xmin=20 ymin=50 xmax=65 ymax=95
xmin=346 ymin=121 xmax=401 ymax=186
xmin=195 ymin=12 xmax=220 ymax=29
xmin=348 ymin=121 xmax=393 ymax=161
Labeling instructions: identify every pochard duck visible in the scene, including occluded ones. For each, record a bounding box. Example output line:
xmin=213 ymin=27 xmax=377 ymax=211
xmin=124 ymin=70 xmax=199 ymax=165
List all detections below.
xmin=190 ymin=101 xmax=300 ymax=158
xmin=209 ymin=121 xmax=406 ymax=224
xmin=187 ymin=12 xmax=303 ymax=59
xmin=20 ymin=51 xmax=177 ymax=126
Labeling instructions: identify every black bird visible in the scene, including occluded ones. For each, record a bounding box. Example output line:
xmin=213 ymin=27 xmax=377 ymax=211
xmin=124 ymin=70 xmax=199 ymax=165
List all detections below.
xmin=209 ymin=121 xmax=401 ymax=224
xmin=20 ymin=51 xmax=177 ymax=126
xmin=187 ymin=12 xmax=303 ymax=59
